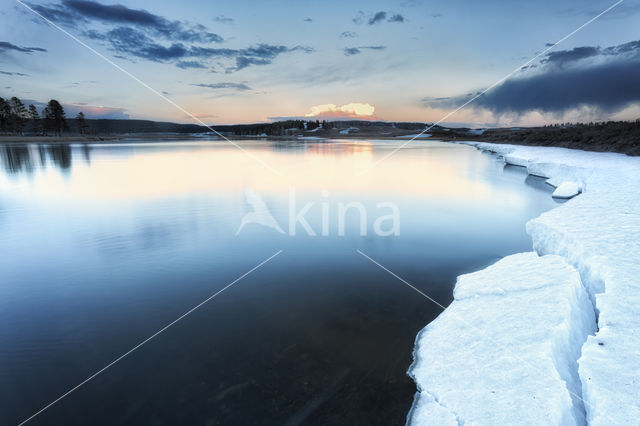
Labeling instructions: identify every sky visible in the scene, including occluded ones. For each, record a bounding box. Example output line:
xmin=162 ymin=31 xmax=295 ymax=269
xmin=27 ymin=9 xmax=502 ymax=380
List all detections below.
xmin=0 ymin=0 xmax=639 ymax=126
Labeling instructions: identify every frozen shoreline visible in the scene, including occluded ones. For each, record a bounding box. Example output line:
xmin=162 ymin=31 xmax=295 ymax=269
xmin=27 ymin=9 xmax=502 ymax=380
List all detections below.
xmin=408 ymin=142 xmax=640 ymax=425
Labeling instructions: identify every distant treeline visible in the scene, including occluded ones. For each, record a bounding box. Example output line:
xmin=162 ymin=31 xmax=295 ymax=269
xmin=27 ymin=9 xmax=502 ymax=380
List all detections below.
xmin=474 ymin=120 xmax=640 ymax=156
xmin=214 ymin=120 xmax=426 ymax=136
xmin=0 ymin=97 xmax=83 ymax=136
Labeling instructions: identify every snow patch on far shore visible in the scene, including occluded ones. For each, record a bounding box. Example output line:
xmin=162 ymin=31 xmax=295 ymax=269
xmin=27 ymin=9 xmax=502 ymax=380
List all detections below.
xmin=395 ymin=133 xmax=431 ymax=138
xmin=339 ymin=127 xmax=359 ymax=135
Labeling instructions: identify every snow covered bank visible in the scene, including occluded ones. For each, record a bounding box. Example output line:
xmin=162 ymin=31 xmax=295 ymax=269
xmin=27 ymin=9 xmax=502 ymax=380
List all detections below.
xmin=409 ymin=253 xmax=595 ymax=425
xmin=409 ymin=143 xmax=640 ymax=425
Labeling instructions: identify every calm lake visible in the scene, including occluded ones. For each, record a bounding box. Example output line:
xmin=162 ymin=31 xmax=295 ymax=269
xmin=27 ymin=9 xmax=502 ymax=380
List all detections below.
xmin=0 ymin=140 xmax=558 ymax=425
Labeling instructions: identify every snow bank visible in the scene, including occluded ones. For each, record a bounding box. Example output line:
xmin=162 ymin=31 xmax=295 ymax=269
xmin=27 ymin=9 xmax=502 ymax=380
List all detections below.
xmin=395 ymin=133 xmax=432 ymax=138
xmin=410 ymin=142 xmax=640 ymax=425
xmin=553 ymin=181 xmax=581 ymax=199
xmin=408 ymin=253 xmax=595 ymax=425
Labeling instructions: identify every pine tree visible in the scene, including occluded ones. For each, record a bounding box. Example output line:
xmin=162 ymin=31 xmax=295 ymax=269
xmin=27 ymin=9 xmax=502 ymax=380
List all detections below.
xmin=9 ymin=97 xmax=28 ymax=134
xmin=76 ymin=111 xmax=88 ymax=134
xmin=43 ymin=99 xmax=67 ymax=136
xmin=0 ymin=97 xmax=10 ymax=133
xmin=28 ymin=104 xmax=41 ymax=134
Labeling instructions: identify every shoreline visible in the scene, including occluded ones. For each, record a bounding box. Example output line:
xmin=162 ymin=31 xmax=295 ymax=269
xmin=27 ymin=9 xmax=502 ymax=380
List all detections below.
xmin=2 ymin=133 xmax=638 ymax=157
xmin=408 ymin=141 xmax=640 ymax=424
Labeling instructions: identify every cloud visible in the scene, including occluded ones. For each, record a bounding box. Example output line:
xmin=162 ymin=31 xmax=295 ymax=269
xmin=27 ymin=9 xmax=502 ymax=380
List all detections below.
xmin=31 ymin=0 xmax=222 ymax=43
xmin=82 ymin=21 xmax=312 ymax=70
xmin=0 ymin=69 xmax=29 ymax=76
xmin=191 ymin=82 xmax=252 ymax=91
xmin=425 ymin=40 xmax=640 ymax=115
xmin=0 ymin=41 xmax=47 ymax=53
xmin=304 ymin=103 xmax=375 ymax=118
xmin=213 ymin=15 xmax=233 ymax=24
xmin=26 ymin=1 xmax=315 ymax=72
xmin=387 ymin=14 xmax=405 ymax=23
xmin=353 ymin=10 xmax=406 ymax=25
xmin=176 ymin=60 xmax=207 ymax=69
xmin=343 ymin=45 xmax=386 ymax=56
xmin=368 ymin=11 xmax=387 ymax=25
xmin=541 ymin=46 xmax=600 ymax=68
xmin=70 ymin=104 xmax=129 ymax=119
xmin=25 ymin=99 xmax=129 ymax=119
xmin=340 ymin=31 xmax=356 ymax=38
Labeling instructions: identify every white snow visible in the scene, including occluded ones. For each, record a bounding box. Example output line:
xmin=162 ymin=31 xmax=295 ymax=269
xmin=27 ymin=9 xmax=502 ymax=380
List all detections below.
xmin=467 ymin=128 xmax=487 ymax=135
xmin=339 ymin=127 xmax=359 ymax=135
xmin=409 ymin=253 xmax=595 ymax=425
xmin=410 ymin=142 xmax=640 ymax=425
xmin=395 ymin=133 xmax=432 ymax=138
xmin=553 ymin=181 xmax=581 ymax=198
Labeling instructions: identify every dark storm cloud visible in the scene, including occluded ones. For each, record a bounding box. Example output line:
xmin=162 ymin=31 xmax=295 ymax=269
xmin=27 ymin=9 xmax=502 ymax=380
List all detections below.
xmin=424 ymin=40 xmax=640 ymax=115
xmin=542 ymin=46 xmax=600 ymax=68
xmin=0 ymin=41 xmax=47 ymax=53
xmin=192 ymin=82 xmax=252 ymax=91
xmin=603 ymin=40 xmax=640 ymax=56
xmin=474 ymin=60 xmax=640 ymax=113
xmin=343 ymin=45 xmax=386 ymax=56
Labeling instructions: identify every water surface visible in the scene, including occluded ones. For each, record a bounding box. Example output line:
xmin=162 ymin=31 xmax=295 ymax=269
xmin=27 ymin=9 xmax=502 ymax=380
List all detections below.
xmin=0 ymin=140 xmax=558 ymax=425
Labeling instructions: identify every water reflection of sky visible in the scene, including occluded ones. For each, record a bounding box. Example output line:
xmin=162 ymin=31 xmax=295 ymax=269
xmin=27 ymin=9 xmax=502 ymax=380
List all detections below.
xmin=0 ymin=140 xmax=560 ymax=425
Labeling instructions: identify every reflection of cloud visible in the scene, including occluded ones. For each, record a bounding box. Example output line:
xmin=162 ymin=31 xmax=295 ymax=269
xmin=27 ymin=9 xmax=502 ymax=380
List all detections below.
xmin=304 ymin=103 xmax=375 ymax=118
